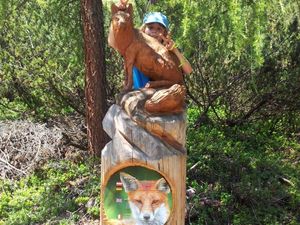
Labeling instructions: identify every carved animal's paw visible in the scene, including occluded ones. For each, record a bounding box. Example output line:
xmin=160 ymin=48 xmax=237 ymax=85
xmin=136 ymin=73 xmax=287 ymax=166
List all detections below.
xmin=156 ymin=57 xmax=174 ymax=70
xmin=156 ymin=58 xmax=165 ymax=67
xmin=166 ymin=60 xmax=175 ymax=69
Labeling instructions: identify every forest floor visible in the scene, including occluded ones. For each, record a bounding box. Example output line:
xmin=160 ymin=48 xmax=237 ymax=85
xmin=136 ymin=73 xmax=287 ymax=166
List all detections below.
xmin=1 ymin=113 xmax=299 ymax=224
xmin=0 ymin=118 xmax=101 ymax=225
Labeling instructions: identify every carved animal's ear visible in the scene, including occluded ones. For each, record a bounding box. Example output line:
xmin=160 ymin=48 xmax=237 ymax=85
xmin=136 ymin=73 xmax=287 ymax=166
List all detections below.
xmin=127 ymin=3 xmax=133 ymax=17
xmin=156 ymin=177 xmax=170 ymax=193
xmin=120 ymin=172 xmax=139 ymax=192
xmin=111 ymin=3 xmax=119 ymax=15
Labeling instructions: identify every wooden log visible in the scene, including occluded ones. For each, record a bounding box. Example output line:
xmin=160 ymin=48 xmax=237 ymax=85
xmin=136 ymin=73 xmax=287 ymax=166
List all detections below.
xmin=101 ymin=90 xmax=187 ymax=225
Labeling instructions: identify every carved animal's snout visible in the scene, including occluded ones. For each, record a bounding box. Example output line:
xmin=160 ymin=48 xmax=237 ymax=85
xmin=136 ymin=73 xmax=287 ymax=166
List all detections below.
xmin=112 ymin=12 xmax=129 ymax=29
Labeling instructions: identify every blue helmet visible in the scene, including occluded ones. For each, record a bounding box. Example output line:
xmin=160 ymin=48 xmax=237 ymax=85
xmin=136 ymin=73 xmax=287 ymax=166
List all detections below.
xmin=143 ymin=12 xmax=169 ymax=30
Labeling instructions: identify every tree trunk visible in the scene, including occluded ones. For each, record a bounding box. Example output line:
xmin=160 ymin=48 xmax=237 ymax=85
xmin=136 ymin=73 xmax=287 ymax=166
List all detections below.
xmin=81 ymin=0 xmax=108 ymax=156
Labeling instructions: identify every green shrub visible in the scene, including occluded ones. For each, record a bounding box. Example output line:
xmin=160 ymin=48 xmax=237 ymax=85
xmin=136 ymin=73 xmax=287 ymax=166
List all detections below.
xmin=186 ymin=107 xmax=300 ymax=224
xmin=0 ymin=159 xmax=100 ymax=225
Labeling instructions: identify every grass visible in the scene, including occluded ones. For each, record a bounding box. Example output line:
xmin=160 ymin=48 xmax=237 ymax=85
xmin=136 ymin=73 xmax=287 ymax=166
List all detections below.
xmin=186 ymin=108 xmax=300 ymax=224
xmin=0 ymin=108 xmax=299 ymax=224
xmin=0 ymin=159 xmax=101 ymax=225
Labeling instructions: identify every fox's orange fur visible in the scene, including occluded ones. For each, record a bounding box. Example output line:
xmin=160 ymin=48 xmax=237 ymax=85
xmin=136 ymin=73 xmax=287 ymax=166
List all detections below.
xmin=120 ymin=172 xmax=170 ymax=225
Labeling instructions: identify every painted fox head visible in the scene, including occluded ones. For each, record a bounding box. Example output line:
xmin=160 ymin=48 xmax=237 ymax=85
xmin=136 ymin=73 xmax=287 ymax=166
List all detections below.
xmin=120 ymin=172 xmax=171 ymax=225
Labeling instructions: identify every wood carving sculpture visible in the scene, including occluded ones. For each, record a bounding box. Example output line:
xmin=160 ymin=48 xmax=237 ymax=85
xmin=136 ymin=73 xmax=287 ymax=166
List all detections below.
xmin=144 ymin=84 xmax=186 ymax=114
xmin=102 ymin=4 xmax=188 ymax=224
xmin=108 ymin=3 xmax=183 ymax=91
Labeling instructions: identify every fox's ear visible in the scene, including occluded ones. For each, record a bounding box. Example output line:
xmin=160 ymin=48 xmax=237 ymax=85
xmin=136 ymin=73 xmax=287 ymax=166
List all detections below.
xmin=120 ymin=172 xmax=139 ymax=192
xmin=156 ymin=178 xmax=170 ymax=193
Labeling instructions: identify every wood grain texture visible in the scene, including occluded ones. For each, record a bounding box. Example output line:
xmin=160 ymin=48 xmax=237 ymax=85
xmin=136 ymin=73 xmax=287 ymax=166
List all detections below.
xmin=117 ymin=90 xmax=187 ymax=149
xmin=100 ymin=104 xmax=187 ymax=225
xmin=144 ymin=84 xmax=186 ymax=114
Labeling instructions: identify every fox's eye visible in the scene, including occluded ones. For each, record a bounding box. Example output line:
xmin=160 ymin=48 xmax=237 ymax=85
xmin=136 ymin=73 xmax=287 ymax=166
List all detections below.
xmin=135 ymin=200 xmax=142 ymax=205
xmin=152 ymin=200 xmax=159 ymax=205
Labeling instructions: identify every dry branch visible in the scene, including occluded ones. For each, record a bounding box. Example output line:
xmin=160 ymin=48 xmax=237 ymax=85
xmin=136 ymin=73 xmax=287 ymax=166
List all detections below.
xmin=0 ymin=121 xmax=64 ymax=179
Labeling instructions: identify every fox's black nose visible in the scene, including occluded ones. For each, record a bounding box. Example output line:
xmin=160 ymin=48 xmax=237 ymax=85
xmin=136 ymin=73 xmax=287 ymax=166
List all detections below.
xmin=144 ymin=214 xmax=150 ymax=221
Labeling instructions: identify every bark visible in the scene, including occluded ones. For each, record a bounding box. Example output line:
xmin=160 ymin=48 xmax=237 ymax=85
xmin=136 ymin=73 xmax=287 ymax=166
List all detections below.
xmin=81 ymin=0 xmax=109 ymax=156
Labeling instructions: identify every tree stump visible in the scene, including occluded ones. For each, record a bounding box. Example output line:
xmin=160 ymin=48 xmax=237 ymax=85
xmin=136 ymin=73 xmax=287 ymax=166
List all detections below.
xmin=100 ymin=89 xmax=187 ymax=225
